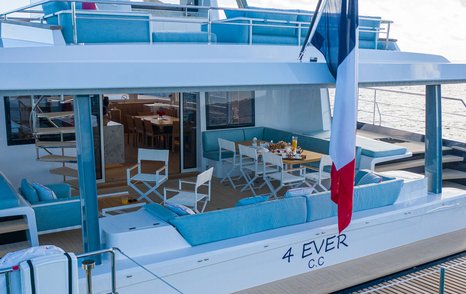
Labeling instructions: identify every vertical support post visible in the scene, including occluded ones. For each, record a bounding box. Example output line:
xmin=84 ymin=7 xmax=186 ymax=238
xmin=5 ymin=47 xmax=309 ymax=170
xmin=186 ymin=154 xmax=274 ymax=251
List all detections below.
xmin=425 ymin=85 xmax=442 ymax=194
xmin=71 ymin=1 xmax=78 ymax=45
xmin=74 ymin=95 xmax=101 ymax=257
xmin=439 ymin=267 xmax=445 ymax=294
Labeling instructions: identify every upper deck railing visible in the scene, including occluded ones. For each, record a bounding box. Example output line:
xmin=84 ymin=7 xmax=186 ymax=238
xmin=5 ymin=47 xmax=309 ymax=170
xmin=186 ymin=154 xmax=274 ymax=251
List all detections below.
xmin=0 ymin=0 xmax=394 ymax=49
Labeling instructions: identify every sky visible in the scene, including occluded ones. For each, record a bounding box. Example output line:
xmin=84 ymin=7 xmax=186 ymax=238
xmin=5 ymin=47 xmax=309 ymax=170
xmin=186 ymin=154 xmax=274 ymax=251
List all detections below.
xmin=1 ymin=0 xmax=466 ymax=61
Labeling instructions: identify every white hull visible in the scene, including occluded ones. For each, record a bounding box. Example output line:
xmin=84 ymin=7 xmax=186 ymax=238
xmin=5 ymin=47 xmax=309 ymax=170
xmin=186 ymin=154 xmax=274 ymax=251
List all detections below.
xmin=86 ymin=187 xmax=466 ymax=293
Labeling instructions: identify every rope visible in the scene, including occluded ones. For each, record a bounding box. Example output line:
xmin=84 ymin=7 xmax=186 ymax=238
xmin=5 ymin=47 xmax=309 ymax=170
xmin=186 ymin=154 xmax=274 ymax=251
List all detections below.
xmin=113 ymin=248 xmax=183 ymax=294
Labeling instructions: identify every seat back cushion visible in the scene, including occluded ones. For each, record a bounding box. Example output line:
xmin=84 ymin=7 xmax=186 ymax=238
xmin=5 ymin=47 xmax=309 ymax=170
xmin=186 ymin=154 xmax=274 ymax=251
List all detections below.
xmin=32 ymin=183 xmax=57 ymax=201
xmin=202 ymin=129 xmax=245 ymax=153
xmin=235 ymin=195 xmax=270 ymax=206
xmin=170 ymin=197 xmax=307 ymax=246
xmin=263 ymin=127 xmax=293 ymax=143
xmin=0 ymin=174 xmax=20 ymax=209
xmin=145 ymin=203 xmax=178 ymax=222
xmin=21 ymin=179 xmax=40 ymax=203
xmin=243 ymin=127 xmax=265 ymax=141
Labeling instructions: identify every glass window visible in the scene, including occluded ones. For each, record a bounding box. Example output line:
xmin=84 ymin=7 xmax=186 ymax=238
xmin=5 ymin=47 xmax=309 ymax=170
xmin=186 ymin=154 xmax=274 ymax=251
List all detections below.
xmin=4 ymin=96 xmax=34 ymax=145
xmin=206 ymin=91 xmax=255 ymax=129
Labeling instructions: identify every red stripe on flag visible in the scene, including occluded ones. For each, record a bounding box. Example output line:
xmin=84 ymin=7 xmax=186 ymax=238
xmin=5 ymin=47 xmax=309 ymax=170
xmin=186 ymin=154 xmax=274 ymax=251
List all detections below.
xmin=82 ymin=3 xmax=97 ymax=10
xmin=331 ymin=159 xmax=355 ymax=233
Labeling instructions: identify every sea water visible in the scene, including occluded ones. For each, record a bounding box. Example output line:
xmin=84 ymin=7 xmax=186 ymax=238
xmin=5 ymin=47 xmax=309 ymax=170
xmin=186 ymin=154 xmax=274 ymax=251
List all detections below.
xmin=330 ymin=84 xmax=466 ymax=143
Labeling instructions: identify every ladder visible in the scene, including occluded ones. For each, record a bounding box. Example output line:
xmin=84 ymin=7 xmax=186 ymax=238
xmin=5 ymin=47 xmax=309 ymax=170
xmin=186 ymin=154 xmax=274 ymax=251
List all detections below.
xmin=32 ymin=96 xmax=79 ymax=188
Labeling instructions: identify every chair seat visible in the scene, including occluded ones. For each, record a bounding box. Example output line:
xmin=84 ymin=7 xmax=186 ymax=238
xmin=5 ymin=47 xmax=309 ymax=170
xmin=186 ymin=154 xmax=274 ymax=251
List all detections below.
xmin=268 ymin=172 xmax=305 ymax=184
xmin=131 ymin=173 xmax=167 ymax=183
xmin=169 ymin=191 xmax=209 ymax=208
xmin=305 ymin=171 xmax=331 ymax=181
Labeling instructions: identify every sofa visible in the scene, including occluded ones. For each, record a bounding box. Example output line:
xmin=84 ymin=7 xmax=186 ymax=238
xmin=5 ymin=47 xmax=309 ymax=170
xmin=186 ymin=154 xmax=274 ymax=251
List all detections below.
xmin=42 ymin=2 xmax=151 ymax=44
xmin=20 ymin=179 xmax=81 ymax=233
xmin=0 ymin=172 xmax=38 ymax=246
xmin=203 ymin=7 xmax=382 ymax=49
xmin=144 ymin=170 xmax=402 ymax=246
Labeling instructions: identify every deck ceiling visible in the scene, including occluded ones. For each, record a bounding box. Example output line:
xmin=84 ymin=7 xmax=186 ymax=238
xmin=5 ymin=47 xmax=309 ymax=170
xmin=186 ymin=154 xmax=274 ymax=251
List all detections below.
xmin=1 ymin=44 xmax=466 ymax=95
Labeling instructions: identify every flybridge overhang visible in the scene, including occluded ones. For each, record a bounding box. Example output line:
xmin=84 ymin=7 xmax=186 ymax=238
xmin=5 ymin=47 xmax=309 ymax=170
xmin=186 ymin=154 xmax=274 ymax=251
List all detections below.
xmin=0 ymin=44 xmax=465 ymax=95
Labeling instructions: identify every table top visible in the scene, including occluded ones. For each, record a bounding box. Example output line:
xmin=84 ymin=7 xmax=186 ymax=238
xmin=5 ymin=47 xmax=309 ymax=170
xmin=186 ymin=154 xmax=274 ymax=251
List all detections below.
xmin=135 ymin=115 xmax=179 ymax=126
xmin=236 ymin=140 xmax=323 ymax=165
xmin=144 ymin=103 xmax=179 ymax=108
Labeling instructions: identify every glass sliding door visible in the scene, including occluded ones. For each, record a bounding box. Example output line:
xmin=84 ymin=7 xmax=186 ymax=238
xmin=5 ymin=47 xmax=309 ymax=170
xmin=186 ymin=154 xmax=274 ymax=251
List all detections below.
xmin=181 ymin=93 xmax=198 ymax=171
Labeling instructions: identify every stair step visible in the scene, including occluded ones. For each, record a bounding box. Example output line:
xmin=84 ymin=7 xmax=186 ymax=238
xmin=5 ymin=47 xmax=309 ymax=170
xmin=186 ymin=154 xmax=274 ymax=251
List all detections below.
xmin=50 ymin=167 xmax=78 ymax=177
xmin=376 ymin=155 xmax=464 ymax=172
xmin=35 ymin=127 xmax=75 ymax=135
xmin=36 ymin=111 xmax=74 ymax=119
xmin=38 ymin=155 xmax=77 ymax=163
xmin=443 ymin=169 xmax=466 ymax=180
xmin=65 ymin=179 xmax=80 ymax=189
xmin=0 ymin=219 xmax=28 ymax=234
xmin=36 ymin=141 xmax=76 ymax=148
xmin=452 ymin=146 xmax=466 ymax=152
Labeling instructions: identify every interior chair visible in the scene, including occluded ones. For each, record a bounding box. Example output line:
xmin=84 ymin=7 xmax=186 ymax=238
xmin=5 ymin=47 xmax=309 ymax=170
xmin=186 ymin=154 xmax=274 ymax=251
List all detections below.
xmin=262 ymin=152 xmax=306 ymax=198
xmin=163 ymin=167 xmax=214 ymax=213
xmin=133 ymin=117 xmax=146 ymax=147
xmin=304 ymin=155 xmax=332 ymax=192
xmin=144 ymin=119 xmax=165 ymax=148
xmin=218 ymin=138 xmax=240 ymax=189
xmin=126 ymin=115 xmax=136 ymax=146
xmin=172 ymin=120 xmax=180 ymax=152
xmin=238 ymin=145 xmax=276 ymax=195
xmin=127 ymin=148 xmax=169 ymax=203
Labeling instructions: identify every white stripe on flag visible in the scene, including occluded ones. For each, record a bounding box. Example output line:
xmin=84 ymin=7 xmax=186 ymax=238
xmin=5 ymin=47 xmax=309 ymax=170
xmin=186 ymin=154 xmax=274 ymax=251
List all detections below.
xmin=329 ymin=40 xmax=359 ymax=170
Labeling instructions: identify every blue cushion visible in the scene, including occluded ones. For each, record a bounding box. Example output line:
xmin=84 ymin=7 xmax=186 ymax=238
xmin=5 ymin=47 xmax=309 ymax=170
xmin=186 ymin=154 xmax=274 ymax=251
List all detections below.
xmin=170 ymin=197 xmax=307 ymax=246
xmin=235 ymin=195 xmax=269 ymax=206
xmin=245 ymin=7 xmax=298 ymax=36
xmin=45 ymin=183 xmax=71 ymax=199
xmin=225 ymin=9 xmax=245 ymax=19
xmin=202 ymin=129 xmax=245 ymax=152
xmin=297 ymin=135 xmax=330 ymax=154
xmin=285 ymin=187 xmax=315 ymax=198
xmin=356 ymin=171 xmax=383 ymax=186
xmin=357 ymin=136 xmax=407 ymax=158
xmin=32 ymin=183 xmax=57 ymax=201
xmin=252 ymin=34 xmax=298 ymax=45
xmin=33 ymin=198 xmax=81 ymax=232
xmin=203 ymin=20 xmax=250 ymax=44
xmin=204 ymin=151 xmax=220 ymax=161
xmin=263 ymin=128 xmax=293 ymax=143
xmin=243 ymin=127 xmax=264 ymax=141
xmin=21 ymin=179 xmax=39 ymax=203
xmin=165 ymin=202 xmax=195 ymax=216
xmin=145 ymin=203 xmax=178 ymax=222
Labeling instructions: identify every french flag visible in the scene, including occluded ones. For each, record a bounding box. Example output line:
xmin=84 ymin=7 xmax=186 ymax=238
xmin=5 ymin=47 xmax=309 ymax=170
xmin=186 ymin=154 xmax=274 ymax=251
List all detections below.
xmin=311 ymin=0 xmax=359 ymax=233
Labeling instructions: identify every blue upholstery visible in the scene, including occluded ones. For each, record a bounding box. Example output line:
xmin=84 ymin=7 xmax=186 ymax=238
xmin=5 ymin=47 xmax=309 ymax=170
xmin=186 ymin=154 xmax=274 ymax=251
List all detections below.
xmin=235 ymin=194 xmax=270 ymax=206
xmin=297 ymin=134 xmax=329 ymax=155
xmin=0 ymin=175 xmax=20 ymax=209
xmin=202 ymin=129 xmax=245 ymax=160
xmin=145 ymin=203 xmax=178 ymax=222
xmin=252 ymin=34 xmax=297 ymax=45
xmin=263 ymin=127 xmax=293 ymax=143
xmin=170 ymin=197 xmax=307 ymax=246
xmin=45 ymin=183 xmax=71 ymax=199
xmin=33 ymin=198 xmax=81 ymax=232
xmin=202 ymin=20 xmax=250 ymax=44
xmin=286 ymin=173 xmax=403 ymax=222
xmin=359 ymin=17 xmax=381 ymax=49
xmin=243 ymin=127 xmax=265 ymax=141
xmin=356 ymin=170 xmax=383 ymax=186
xmin=51 ymin=11 xmax=151 ymax=44
xmin=246 ymin=7 xmax=298 ymax=37
xmin=21 ymin=179 xmax=39 ymax=203
xmin=153 ymin=32 xmax=217 ymax=43
xmin=32 ymin=183 xmax=57 ymax=201
xmin=42 ymin=2 xmax=70 ymax=25
xmin=357 ymin=136 xmax=407 ymax=158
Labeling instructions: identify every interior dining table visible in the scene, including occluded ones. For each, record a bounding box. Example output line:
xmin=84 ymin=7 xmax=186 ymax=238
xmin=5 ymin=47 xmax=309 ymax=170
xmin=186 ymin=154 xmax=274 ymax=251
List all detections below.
xmin=135 ymin=115 xmax=179 ymax=126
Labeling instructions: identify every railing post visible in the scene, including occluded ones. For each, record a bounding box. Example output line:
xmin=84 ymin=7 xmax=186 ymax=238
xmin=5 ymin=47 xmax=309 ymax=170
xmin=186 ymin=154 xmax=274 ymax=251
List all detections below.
xmin=71 ymin=1 xmax=78 ymax=45
xmin=249 ymin=19 xmax=253 ymax=45
xmin=425 ymin=85 xmax=443 ymax=194
xmin=439 ymin=267 xmax=445 ymax=294
xmin=385 ymin=22 xmax=391 ymax=50
xmin=207 ymin=9 xmax=211 ymax=44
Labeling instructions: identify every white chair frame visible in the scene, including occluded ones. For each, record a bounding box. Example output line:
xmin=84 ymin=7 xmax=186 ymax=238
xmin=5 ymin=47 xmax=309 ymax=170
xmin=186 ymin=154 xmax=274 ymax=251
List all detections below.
xmin=218 ymin=138 xmax=241 ymax=189
xmin=163 ymin=167 xmax=214 ymax=213
xmin=127 ymin=148 xmax=169 ymax=203
xmin=262 ymin=152 xmax=307 ymax=198
xmin=238 ymin=145 xmax=276 ymax=195
xmin=304 ymin=155 xmax=332 ymax=192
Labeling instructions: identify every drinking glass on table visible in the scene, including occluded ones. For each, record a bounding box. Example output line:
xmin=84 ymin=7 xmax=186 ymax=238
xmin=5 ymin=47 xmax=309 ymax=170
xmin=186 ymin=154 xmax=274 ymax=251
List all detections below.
xmin=291 ymin=136 xmax=298 ymax=152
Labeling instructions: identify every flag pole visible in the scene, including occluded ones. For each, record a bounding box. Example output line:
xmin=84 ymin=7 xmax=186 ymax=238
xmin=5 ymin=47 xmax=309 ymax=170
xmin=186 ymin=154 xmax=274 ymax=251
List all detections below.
xmin=298 ymin=0 xmax=328 ymax=61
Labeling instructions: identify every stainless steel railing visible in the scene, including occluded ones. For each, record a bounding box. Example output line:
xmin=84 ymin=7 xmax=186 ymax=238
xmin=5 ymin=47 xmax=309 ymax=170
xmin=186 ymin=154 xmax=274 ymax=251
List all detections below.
xmin=0 ymin=0 xmax=392 ymax=49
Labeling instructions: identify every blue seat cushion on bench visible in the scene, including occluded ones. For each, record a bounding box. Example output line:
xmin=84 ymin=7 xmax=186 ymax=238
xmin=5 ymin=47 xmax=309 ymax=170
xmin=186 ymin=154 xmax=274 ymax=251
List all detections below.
xmin=263 ymin=128 xmax=293 ymax=143
xmin=356 ymin=136 xmax=407 ymax=158
xmin=252 ymin=34 xmax=298 ymax=45
xmin=203 ymin=20 xmax=250 ymax=44
xmin=246 ymin=7 xmax=298 ymax=36
xmin=235 ymin=194 xmax=270 ymax=206
xmin=21 ymin=179 xmax=39 ymax=203
xmin=0 ymin=175 xmax=20 ymax=209
xmin=243 ymin=127 xmax=265 ymax=141
xmin=356 ymin=170 xmax=383 ymax=186
xmin=170 ymin=197 xmax=307 ymax=246
xmin=153 ymin=32 xmax=217 ymax=43
xmin=32 ymin=183 xmax=57 ymax=201
xmin=45 ymin=183 xmax=71 ymax=199
xmin=297 ymin=135 xmax=329 ymax=155
xmin=145 ymin=203 xmax=178 ymax=222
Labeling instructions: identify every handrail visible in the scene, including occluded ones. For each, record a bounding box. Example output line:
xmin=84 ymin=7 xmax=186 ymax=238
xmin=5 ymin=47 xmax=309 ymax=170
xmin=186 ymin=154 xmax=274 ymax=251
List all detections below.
xmin=0 ymin=266 xmax=17 ymax=294
xmin=0 ymin=0 xmax=392 ymax=49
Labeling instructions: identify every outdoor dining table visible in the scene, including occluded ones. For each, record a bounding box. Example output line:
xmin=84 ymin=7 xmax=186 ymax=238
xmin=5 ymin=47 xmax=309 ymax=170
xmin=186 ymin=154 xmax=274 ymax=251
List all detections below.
xmin=235 ymin=140 xmax=323 ymax=165
xmin=135 ymin=115 xmax=179 ymax=127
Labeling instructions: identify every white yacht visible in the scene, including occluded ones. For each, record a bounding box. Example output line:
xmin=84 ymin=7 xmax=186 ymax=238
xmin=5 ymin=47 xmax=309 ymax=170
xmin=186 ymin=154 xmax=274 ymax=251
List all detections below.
xmin=0 ymin=0 xmax=465 ymax=293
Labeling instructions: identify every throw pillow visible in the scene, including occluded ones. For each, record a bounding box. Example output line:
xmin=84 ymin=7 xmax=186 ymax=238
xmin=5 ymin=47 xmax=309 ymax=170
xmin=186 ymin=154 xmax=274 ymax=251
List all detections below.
xmin=21 ymin=179 xmax=39 ymax=203
xmin=356 ymin=171 xmax=383 ymax=186
xmin=165 ymin=201 xmax=195 ymax=216
xmin=285 ymin=187 xmax=315 ymax=198
xmin=235 ymin=195 xmax=269 ymax=206
xmin=32 ymin=183 xmax=57 ymax=201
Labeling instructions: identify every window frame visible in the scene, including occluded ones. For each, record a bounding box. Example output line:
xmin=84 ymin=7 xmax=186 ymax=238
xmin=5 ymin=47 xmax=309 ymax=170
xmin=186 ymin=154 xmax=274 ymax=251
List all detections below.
xmin=205 ymin=91 xmax=255 ymax=130
xmin=4 ymin=96 xmax=35 ymax=146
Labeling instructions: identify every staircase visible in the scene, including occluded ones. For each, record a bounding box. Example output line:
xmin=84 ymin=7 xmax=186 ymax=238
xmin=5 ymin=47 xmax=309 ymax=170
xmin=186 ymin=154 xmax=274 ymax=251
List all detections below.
xmin=32 ymin=96 xmax=79 ymax=188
